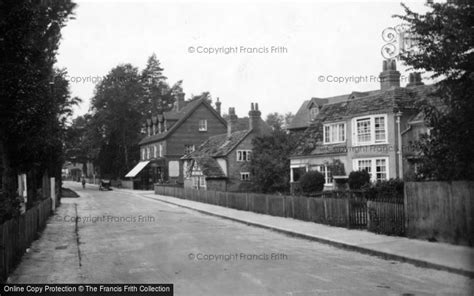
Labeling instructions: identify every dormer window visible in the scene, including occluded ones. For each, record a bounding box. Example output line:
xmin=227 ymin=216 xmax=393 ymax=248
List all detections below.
xmin=310 ymin=106 xmax=319 ymax=120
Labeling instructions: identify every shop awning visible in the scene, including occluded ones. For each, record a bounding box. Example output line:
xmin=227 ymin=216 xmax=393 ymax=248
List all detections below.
xmin=125 ymin=161 xmax=150 ymax=178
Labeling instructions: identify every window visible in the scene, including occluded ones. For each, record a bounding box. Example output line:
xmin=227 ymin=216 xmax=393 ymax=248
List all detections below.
xmin=198 ymin=119 xmax=207 ymax=131
xmin=353 ymin=157 xmax=389 ymax=182
xmin=159 ymin=144 xmax=163 ymax=157
xmin=184 ymin=145 xmax=195 ymax=155
xmin=353 ymin=115 xmax=387 ymax=145
xmin=310 ymin=165 xmax=333 ymax=184
xmin=153 ymin=145 xmax=157 ymax=158
xmin=193 ymin=176 xmax=199 ymax=189
xmin=237 ymin=150 xmax=252 ymax=162
xmin=141 ymin=148 xmax=146 ymax=160
xmin=310 ymin=107 xmax=319 ymax=120
xmin=146 ymin=147 xmax=150 ymax=159
xmin=323 ymin=122 xmax=346 ymax=144
xmin=240 ymin=172 xmax=250 ymax=181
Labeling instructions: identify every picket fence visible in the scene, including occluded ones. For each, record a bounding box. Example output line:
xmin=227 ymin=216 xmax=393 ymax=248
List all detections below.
xmin=155 ymin=185 xmax=404 ymax=236
xmin=0 ymin=198 xmax=52 ymax=281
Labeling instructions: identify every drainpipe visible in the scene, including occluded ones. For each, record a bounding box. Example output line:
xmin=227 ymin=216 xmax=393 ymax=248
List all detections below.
xmin=396 ymin=112 xmax=403 ymax=179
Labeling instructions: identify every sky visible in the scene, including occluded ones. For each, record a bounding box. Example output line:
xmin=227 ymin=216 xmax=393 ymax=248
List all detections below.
xmin=56 ymin=0 xmax=431 ymax=119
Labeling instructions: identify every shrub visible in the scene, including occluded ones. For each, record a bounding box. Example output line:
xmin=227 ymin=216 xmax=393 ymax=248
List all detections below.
xmin=348 ymin=170 xmax=370 ymax=190
xmin=367 ymin=178 xmax=404 ymax=199
xmin=299 ymin=171 xmax=325 ymax=194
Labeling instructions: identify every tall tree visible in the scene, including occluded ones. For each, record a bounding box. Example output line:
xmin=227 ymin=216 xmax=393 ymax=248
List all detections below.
xmin=249 ymin=130 xmax=298 ymax=193
xmin=397 ymin=0 xmax=474 ymax=180
xmin=89 ymin=64 xmax=144 ymax=178
xmin=141 ymin=53 xmax=181 ymax=115
xmin=0 ymin=0 xmax=76 ymax=219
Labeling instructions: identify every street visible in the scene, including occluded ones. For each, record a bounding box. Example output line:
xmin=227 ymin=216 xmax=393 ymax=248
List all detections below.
xmin=10 ymin=181 xmax=473 ymax=295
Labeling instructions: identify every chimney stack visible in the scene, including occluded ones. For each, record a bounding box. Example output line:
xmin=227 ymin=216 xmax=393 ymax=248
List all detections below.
xmin=215 ymin=97 xmax=222 ymax=116
xmin=406 ymin=72 xmax=424 ymax=87
xmin=174 ymin=92 xmax=185 ymax=111
xmin=227 ymin=107 xmax=238 ymax=138
xmin=379 ymin=59 xmax=401 ymax=90
xmin=249 ymin=102 xmax=262 ymax=133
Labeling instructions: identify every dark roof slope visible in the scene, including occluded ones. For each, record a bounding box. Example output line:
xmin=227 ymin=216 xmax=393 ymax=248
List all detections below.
xmin=139 ymin=98 xmax=226 ymax=145
xmin=193 ymin=156 xmax=226 ymax=178
xmin=288 ymin=95 xmax=350 ymax=130
xmin=183 ymin=130 xmax=251 ymax=159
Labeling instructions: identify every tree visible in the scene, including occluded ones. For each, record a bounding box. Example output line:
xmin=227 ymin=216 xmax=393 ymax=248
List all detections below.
xmin=348 ymin=170 xmax=370 ymax=190
xmin=265 ymin=112 xmax=295 ymax=131
xmin=140 ymin=53 xmax=178 ymax=115
xmin=249 ymin=129 xmax=298 ymax=193
xmin=89 ymin=64 xmax=144 ymax=178
xmin=0 ymin=0 xmax=77 ymax=219
xmin=266 ymin=113 xmax=285 ymax=130
xmin=396 ymin=1 xmax=474 ymax=180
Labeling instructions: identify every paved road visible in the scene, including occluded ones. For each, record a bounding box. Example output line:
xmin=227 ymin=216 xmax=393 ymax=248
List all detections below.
xmin=10 ymin=181 xmax=473 ymax=295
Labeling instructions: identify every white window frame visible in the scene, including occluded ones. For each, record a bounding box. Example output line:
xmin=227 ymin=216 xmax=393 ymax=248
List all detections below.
xmin=146 ymin=147 xmax=150 ymax=159
xmin=153 ymin=145 xmax=157 ymax=158
xmin=141 ymin=148 xmax=146 ymax=160
xmin=323 ymin=122 xmax=346 ymax=144
xmin=198 ymin=119 xmax=208 ymax=131
xmin=352 ymin=157 xmax=389 ymax=182
xmin=237 ymin=150 xmax=252 ymax=162
xmin=159 ymin=144 xmax=163 ymax=157
xmin=352 ymin=114 xmax=388 ymax=146
xmin=240 ymin=172 xmax=250 ymax=181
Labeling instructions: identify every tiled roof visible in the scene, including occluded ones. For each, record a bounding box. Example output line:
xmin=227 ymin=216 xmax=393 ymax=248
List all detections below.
xmin=292 ymin=85 xmax=434 ymax=156
xmin=193 ymin=157 xmax=226 ymax=179
xmin=288 ymin=96 xmax=349 ymax=130
xmin=183 ymin=130 xmax=252 ymax=159
xmin=139 ymin=98 xmax=223 ymax=145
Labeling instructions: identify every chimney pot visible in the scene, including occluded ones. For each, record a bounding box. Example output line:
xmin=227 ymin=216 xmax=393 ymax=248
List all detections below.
xmin=215 ymin=97 xmax=222 ymax=115
xmin=379 ymin=59 xmax=401 ymax=90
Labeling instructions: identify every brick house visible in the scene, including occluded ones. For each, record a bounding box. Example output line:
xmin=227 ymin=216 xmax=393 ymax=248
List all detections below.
xmin=125 ymin=95 xmax=227 ymax=189
xmin=289 ymin=60 xmax=433 ymax=190
xmin=181 ymin=103 xmax=272 ymax=192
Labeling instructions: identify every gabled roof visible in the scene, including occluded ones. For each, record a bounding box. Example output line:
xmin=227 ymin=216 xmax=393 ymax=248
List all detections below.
xmin=139 ymin=98 xmax=226 ymax=145
xmin=292 ymin=85 xmax=434 ymax=157
xmin=183 ymin=130 xmax=252 ymax=159
xmin=288 ymin=96 xmax=347 ymax=130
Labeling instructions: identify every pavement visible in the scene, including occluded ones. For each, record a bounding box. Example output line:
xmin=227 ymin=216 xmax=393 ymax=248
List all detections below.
xmin=135 ymin=189 xmax=474 ymax=278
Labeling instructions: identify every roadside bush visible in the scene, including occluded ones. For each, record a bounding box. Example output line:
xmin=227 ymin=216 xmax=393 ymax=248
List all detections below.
xmin=299 ymin=171 xmax=325 ymax=194
xmin=348 ymin=170 xmax=370 ymax=189
xmin=367 ymin=178 xmax=404 ymax=200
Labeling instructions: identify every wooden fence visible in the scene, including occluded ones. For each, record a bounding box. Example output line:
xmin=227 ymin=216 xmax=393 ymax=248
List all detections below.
xmin=155 ymin=185 xmax=405 ymax=235
xmin=0 ymin=198 xmax=52 ymax=282
xmin=405 ymin=181 xmax=474 ymax=246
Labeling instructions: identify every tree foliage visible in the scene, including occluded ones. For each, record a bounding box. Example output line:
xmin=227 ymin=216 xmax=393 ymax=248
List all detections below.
xmin=299 ymin=171 xmax=325 ymax=194
xmin=249 ymin=129 xmax=298 ymax=193
xmin=348 ymin=170 xmax=370 ymax=190
xmin=74 ymin=54 xmax=185 ymax=178
xmin=0 ymin=0 xmax=77 ymax=219
xmin=396 ymin=1 xmax=474 ymax=180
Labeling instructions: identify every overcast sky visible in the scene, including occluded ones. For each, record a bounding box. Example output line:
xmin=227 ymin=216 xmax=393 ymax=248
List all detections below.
xmin=56 ymin=0 xmax=430 ymax=118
